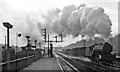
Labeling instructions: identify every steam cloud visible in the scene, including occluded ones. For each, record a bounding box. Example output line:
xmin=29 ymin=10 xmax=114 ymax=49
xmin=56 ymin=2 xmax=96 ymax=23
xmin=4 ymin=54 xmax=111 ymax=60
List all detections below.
xmin=41 ymin=4 xmax=112 ymax=39
xmin=12 ymin=15 xmax=42 ymax=45
xmin=10 ymin=4 xmax=112 ymax=45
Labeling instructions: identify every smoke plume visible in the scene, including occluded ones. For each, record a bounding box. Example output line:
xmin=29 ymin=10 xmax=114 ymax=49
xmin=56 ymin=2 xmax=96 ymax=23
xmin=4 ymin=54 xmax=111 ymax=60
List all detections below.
xmin=42 ymin=4 xmax=112 ymax=39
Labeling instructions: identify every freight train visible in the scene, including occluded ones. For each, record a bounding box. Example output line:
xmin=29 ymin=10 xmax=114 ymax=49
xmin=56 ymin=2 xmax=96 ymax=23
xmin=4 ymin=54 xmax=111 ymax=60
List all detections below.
xmin=62 ymin=42 xmax=118 ymax=65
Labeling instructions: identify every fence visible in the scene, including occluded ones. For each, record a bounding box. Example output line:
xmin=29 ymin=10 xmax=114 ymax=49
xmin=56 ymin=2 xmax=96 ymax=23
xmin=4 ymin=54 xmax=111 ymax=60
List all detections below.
xmin=0 ymin=53 xmax=41 ymax=71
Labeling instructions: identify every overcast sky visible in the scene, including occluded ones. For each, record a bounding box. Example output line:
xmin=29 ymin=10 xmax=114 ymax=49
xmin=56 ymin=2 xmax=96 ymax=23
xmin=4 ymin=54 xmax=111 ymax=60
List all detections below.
xmin=0 ymin=0 xmax=118 ymax=47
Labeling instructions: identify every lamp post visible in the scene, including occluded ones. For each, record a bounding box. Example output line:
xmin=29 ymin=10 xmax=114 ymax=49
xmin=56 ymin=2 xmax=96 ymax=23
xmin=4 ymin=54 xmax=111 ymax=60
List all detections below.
xmin=16 ymin=33 xmax=21 ymax=53
xmin=3 ymin=22 xmax=13 ymax=70
xmin=15 ymin=33 xmax=21 ymax=70
xmin=25 ymin=36 xmax=30 ymax=65
xmin=26 ymin=36 xmax=30 ymax=49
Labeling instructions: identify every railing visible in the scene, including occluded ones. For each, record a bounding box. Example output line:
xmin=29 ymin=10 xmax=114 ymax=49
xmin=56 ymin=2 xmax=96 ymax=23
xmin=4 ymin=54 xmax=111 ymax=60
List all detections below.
xmin=0 ymin=54 xmax=41 ymax=71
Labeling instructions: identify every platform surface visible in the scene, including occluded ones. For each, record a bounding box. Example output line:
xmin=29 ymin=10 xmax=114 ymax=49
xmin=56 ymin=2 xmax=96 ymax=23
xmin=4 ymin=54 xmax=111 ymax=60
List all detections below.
xmin=22 ymin=57 xmax=61 ymax=71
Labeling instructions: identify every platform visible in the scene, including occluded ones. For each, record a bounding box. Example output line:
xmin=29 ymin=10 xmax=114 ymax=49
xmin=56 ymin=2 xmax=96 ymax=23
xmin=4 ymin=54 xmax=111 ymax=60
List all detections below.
xmin=21 ymin=57 xmax=61 ymax=72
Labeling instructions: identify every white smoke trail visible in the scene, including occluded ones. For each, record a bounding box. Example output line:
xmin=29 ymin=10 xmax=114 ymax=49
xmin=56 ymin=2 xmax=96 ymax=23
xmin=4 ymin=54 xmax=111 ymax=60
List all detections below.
xmin=80 ymin=6 xmax=112 ymax=39
xmin=42 ymin=4 xmax=112 ymax=40
xmin=6 ymin=4 xmax=112 ymax=46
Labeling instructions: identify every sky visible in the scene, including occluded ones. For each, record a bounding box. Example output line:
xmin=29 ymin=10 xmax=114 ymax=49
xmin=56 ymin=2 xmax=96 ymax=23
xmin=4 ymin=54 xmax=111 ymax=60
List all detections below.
xmin=0 ymin=0 xmax=119 ymax=47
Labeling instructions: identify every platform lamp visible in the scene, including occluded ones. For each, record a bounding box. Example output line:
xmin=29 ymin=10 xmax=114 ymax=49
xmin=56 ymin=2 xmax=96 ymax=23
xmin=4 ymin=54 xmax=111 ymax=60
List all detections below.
xmin=25 ymin=36 xmax=30 ymax=49
xmin=15 ymin=33 xmax=21 ymax=70
xmin=3 ymin=22 xmax=13 ymax=70
xmin=25 ymin=36 xmax=30 ymax=65
xmin=16 ymin=33 xmax=21 ymax=53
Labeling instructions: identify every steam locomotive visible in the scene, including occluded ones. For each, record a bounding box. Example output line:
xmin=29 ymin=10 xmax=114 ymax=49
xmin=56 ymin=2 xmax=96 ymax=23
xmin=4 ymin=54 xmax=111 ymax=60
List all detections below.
xmin=62 ymin=42 xmax=117 ymax=65
xmin=91 ymin=42 xmax=117 ymax=65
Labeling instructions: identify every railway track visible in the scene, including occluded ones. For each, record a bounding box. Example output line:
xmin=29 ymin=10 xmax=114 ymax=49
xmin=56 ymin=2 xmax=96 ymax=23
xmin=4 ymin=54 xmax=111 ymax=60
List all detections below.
xmin=54 ymin=52 xmax=78 ymax=72
xmin=56 ymin=52 xmax=120 ymax=72
xmin=54 ymin=53 xmax=79 ymax=72
xmin=57 ymin=56 xmax=78 ymax=72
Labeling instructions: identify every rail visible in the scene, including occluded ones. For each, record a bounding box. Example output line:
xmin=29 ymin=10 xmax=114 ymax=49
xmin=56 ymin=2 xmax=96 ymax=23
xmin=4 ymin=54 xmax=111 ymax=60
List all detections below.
xmin=56 ymin=52 xmax=79 ymax=72
xmin=56 ymin=58 xmax=65 ymax=72
xmin=57 ymin=52 xmax=120 ymax=72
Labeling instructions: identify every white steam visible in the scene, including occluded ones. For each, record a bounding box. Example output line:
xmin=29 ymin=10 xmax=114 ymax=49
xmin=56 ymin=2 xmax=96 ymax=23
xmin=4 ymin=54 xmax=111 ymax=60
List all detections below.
xmin=42 ymin=4 xmax=112 ymax=39
xmin=2 ymin=4 xmax=112 ymax=46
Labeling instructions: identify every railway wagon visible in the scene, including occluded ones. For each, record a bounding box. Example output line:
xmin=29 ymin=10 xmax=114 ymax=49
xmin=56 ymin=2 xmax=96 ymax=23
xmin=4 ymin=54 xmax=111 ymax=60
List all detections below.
xmin=71 ymin=47 xmax=87 ymax=56
xmin=65 ymin=49 xmax=72 ymax=55
xmin=63 ymin=46 xmax=93 ymax=57
xmin=86 ymin=47 xmax=92 ymax=56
